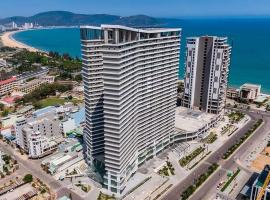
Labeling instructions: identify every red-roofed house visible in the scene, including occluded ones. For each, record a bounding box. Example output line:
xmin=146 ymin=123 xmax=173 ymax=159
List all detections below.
xmin=0 ymin=76 xmax=17 ymax=97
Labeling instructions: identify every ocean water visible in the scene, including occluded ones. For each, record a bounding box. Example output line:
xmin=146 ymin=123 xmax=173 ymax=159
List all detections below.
xmin=13 ymin=18 xmax=270 ymax=93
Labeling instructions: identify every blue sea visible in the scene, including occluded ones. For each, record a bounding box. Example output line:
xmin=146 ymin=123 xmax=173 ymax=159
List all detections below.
xmin=13 ymin=18 xmax=270 ymax=93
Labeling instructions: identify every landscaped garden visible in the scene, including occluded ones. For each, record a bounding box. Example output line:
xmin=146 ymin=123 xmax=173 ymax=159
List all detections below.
xmin=158 ymin=161 xmax=175 ymax=176
xmin=223 ymin=119 xmax=263 ymax=159
xmin=228 ymin=111 xmax=245 ymax=123
xmin=181 ymin=163 xmax=219 ymax=200
xmin=179 ymin=147 xmax=205 ymax=167
xmin=201 ymin=132 xmax=218 ymax=144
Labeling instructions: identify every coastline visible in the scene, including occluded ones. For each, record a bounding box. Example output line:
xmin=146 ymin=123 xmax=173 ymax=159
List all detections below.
xmin=0 ymin=30 xmax=39 ymax=52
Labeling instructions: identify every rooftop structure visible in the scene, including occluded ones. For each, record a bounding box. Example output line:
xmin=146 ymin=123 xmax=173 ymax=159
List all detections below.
xmin=172 ymin=107 xmax=220 ymax=142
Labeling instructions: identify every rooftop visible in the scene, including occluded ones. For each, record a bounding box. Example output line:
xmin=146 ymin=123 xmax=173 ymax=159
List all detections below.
xmin=81 ymin=24 xmax=181 ymax=33
xmin=241 ymin=83 xmax=261 ymax=90
xmin=32 ymin=106 xmax=56 ymax=117
xmin=0 ymin=76 xmax=16 ymax=85
xmin=175 ymin=107 xmax=216 ymax=132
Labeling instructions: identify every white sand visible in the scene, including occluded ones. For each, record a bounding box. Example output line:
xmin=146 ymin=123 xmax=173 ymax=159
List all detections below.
xmin=1 ymin=30 xmax=38 ymax=52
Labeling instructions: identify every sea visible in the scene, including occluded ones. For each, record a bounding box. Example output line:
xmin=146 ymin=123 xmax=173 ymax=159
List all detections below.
xmin=13 ymin=18 xmax=270 ymax=93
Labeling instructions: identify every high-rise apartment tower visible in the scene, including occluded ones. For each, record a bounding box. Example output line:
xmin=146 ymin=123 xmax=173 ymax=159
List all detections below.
xmin=182 ymin=36 xmax=231 ymax=114
xmin=80 ymin=25 xmax=181 ymax=196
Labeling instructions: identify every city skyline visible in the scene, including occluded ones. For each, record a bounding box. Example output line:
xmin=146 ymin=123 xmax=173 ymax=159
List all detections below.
xmin=1 ymin=0 xmax=270 ymax=18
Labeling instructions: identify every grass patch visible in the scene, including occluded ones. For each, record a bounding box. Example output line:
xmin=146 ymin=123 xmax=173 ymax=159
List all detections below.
xmin=38 ymin=97 xmax=66 ymax=107
xmin=223 ymin=119 xmax=263 ymax=159
xmin=179 ymin=147 xmax=205 ymax=167
xmin=221 ymin=168 xmax=241 ymax=192
xmin=38 ymin=97 xmax=80 ymax=108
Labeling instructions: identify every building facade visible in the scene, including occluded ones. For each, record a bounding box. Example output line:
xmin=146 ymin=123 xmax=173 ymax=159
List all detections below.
xmin=15 ymin=116 xmax=62 ymax=156
xmin=0 ymin=76 xmax=17 ymax=97
xmin=80 ymin=25 xmax=181 ymax=196
xmin=182 ymin=36 xmax=231 ymax=114
xmin=239 ymin=83 xmax=261 ymax=101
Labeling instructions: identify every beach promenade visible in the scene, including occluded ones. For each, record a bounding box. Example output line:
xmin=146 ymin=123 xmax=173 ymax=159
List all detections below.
xmin=0 ymin=31 xmax=38 ymax=52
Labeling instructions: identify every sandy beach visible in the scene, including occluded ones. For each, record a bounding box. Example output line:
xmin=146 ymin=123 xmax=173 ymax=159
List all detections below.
xmin=0 ymin=30 xmax=38 ymax=52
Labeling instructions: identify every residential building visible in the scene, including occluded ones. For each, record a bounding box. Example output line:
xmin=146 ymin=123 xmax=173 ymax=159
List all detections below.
xmin=15 ymin=78 xmax=46 ymax=94
xmin=80 ymin=25 xmax=180 ymax=196
xmin=227 ymin=87 xmax=239 ymax=100
xmin=16 ymin=105 xmax=35 ymax=117
xmin=0 ymin=59 xmax=7 ymax=67
xmin=0 ymin=76 xmax=17 ymax=97
xmin=41 ymin=75 xmax=55 ymax=84
xmin=28 ymin=131 xmax=58 ymax=159
xmin=182 ymin=36 xmax=231 ymax=114
xmin=15 ymin=115 xmax=62 ymax=155
xmin=239 ymin=83 xmax=261 ymax=101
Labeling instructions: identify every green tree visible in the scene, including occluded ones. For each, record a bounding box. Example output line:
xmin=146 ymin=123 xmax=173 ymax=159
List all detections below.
xmin=0 ymin=103 xmax=4 ymax=111
xmin=23 ymin=174 xmax=33 ymax=183
xmin=1 ymin=109 xmax=9 ymax=117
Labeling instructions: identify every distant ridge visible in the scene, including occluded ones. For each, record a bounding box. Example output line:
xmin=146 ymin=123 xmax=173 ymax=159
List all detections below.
xmin=0 ymin=11 xmax=182 ymax=27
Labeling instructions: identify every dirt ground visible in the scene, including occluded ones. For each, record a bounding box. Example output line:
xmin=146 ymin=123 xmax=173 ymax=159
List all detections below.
xmin=251 ymin=147 xmax=270 ymax=172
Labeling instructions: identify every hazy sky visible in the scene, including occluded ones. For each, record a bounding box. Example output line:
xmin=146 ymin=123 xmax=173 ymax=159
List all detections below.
xmin=1 ymin=0 xmax=270 ymax=18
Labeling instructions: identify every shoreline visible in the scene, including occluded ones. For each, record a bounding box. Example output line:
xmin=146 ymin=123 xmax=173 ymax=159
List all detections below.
xmin=0 ymin=30 xmax=40 ymax=52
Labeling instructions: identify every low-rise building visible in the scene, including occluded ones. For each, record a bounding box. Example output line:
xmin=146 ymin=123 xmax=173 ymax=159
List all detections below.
xmin=239 ymin=83 xmax=261 ymax=101
xmin=41 ymin=75 xmax=55 ymax=84
xmin=171 ymin=107 xmax=222 ymax=142
xmin=0 ymin=59 xmax=7 ymax=67
xmin=15 ymin=114 xmax=62 ymax=157
xmin=28 ymin=131 xmax=58 ymax=159
xmin=227 ymin=87 xmax=239 ymax=100
xmin=0 ymin=76 xmax=17 ymax=97
xmin=15 ymin=78 xmax=46 ymax=94
xmin=16 ymin=105 xmax=35 ymax=117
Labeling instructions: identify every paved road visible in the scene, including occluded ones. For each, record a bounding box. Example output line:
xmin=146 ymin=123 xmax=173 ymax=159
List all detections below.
xmin=162 ymin=111 xmax=266 ymax=200
xmin=0 ymin=141 xmax=83 ymax=200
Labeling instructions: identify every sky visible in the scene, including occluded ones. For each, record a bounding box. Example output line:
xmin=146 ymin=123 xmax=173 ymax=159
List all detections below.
xmin=1 ymin=0 xmax=270 ymax=18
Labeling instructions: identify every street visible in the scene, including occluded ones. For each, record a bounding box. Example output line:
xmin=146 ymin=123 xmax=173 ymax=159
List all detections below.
xmin=162 ymin=111 xmax=267 ymax=200
xmin=0 ymin=141 xmax=84 ymax=200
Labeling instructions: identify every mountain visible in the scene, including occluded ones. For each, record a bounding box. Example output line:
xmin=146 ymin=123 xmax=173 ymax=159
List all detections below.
xmin=0 ymin=11 xmax=182 ymax=27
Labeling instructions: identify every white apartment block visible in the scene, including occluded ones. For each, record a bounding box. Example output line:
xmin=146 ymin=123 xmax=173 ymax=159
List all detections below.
xmin=28 ymin=131 xmax=58 ymax=159
xmin=182 ymin=36 xmax=231 ymax=114
xmin=80 ymin=25 xmax=180 ymax=196
xmin=15 ymin=116 xmax=61 ymax=156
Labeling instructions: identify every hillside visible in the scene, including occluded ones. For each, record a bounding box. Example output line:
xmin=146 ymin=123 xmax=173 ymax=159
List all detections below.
xmin=0 ymin=11 xmax=181 ymax=27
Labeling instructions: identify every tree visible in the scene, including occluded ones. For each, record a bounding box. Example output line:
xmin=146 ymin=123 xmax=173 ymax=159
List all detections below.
xmin=1 ymin=109 xmax=9 ymax=117
xmin=23 ymin=174 xmax=33 ymax=183
xmin=0 ymin=103 xmax=4 ymax=111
